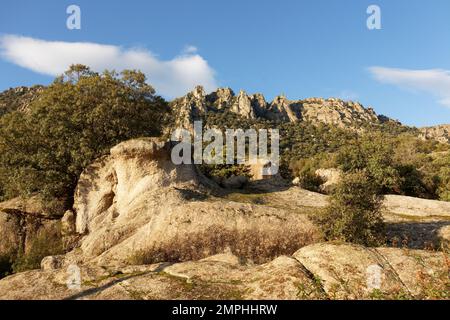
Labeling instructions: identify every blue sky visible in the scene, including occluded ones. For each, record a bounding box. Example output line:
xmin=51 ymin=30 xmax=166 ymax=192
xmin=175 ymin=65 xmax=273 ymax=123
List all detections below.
xmin=1 ymin=0 xmax=450 ymax=127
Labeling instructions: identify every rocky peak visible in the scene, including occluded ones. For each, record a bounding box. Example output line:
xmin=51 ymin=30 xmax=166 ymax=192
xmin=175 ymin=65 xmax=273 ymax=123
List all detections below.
xmin=191 ymin=85 xmax=206 ymax=100
xmin=266 ymin=95 xmax=301 ymax=122
xmin=207 ymin=87 xmax=235 ymax=109
xmin=172 ymin=86 xmax=208 ymax=128
xmin=231 ymin=90 xmax=255 ymax=119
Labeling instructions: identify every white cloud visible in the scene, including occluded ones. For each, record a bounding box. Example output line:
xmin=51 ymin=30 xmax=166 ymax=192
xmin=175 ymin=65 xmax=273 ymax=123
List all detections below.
xmin=369 ymin=66 xmax=450 ymax=108
xmin=0 ymin=34 xmax=218 ymax=98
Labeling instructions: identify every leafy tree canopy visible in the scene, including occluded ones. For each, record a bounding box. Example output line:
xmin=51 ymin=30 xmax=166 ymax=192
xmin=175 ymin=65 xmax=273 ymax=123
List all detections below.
xmin=0 ymin=65 xmax=170 ymax=207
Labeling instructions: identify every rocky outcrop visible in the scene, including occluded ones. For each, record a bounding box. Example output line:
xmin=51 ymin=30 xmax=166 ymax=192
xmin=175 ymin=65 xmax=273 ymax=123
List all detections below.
xmin=0 ymin=85 xmax=45 ymax=116
xmin=171 ymin=86 xmax=209 ymax=129
xmin=420 ymin=124 xmax=450 ymax=144
xmin=0 ymin=243 xmax=447 ymax=300
xmin=301 ymin=98 xmax=379 ymax=129
xmin=0 ymin=136 xmax=449 ymax=299
xmin=171 ymin=86 xmax=395 ymax=130
xmin=69 ymin=138 xmax=318 ymax=267
xmin=265 ymin=95 xmax=300 ymax=122
xmin=68 ymin=136 xmax=450 ymax=267
xmin=231 ymin=90 xmax=255 ymax=119
xmin=208 ymin=87 xmax=234 ymax=110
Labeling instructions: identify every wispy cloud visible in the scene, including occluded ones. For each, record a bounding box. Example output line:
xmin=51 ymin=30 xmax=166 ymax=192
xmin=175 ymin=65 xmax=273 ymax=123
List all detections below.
xmin=182 ymin=45 xmax=198 ymax=54
xmin=369 ymin=66 xmax=450 ymax=108
xmin=0 ymin=34 xmax=218 ymax=98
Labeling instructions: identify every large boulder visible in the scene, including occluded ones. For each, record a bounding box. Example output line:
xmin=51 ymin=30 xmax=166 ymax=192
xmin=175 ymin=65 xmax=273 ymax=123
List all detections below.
xmin=71 ymin=138 xmax=319 ymax=267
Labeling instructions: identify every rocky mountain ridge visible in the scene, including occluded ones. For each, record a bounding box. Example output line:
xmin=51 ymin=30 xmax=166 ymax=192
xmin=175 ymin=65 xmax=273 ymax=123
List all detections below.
xmin=171 ymin=86 xmax=402 ymax=131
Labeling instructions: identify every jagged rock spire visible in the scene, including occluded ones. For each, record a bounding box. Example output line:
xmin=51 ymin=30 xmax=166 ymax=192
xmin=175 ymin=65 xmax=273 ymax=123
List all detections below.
xmin=231 ymin=90 xmax=255 ymax=119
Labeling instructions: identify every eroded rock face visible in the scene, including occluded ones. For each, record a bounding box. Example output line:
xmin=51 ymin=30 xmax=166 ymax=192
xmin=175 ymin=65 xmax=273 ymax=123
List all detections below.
xmin=266 ymin=95 xmax=298 ymax=122
xmin=69 ymin=136 xmax=450 ymax=268
xmin=209 ymin=87 xmax=234 ymax=109
xmin=71 ymin=138 xmax=318 ymax=267
xmin=301 ymin=98 xmax=379 ymax=129
xmin=0 ymin=197 xmax=61 ymax=259
xmin=61 ymin=210 xmax=76 ymax=236
xmin=231 ymin=90 xmax=255 ymax=119
xmin=172 ymin=86 xmax=209 ymax=129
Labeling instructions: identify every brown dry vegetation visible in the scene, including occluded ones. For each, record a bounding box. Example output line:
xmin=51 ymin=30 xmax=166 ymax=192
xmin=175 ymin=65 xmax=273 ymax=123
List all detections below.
xmin=129 ymin=225 xmax=319 ymax=265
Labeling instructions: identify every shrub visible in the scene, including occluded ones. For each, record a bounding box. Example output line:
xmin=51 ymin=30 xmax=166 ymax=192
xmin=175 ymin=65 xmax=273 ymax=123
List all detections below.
xmin=200 ymin=163 xmax=251 ymax=184
xmin=317 ymin=171 xmax=385 ymax=246
xmin=336 ymin=133 xmax=401 ymax=194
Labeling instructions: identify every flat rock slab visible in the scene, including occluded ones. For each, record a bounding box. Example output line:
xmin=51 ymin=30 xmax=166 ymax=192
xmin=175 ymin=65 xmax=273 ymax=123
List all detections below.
xmin=384 ymin=195 xmax=450 ymax=218
xmin=293 ymin=243 xmax=448 ymax=299
xmin=0 ymin=243 xmax=447 ymax=300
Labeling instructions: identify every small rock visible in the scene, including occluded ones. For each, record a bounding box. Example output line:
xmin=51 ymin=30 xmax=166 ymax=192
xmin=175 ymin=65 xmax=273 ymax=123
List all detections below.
xmin=41 ymin=255 xmax=65 ymax=271
xmin=315 ymin=168 xmax=342 ymax=194
xmin=292 ymin=177 xmax=300 ymax=186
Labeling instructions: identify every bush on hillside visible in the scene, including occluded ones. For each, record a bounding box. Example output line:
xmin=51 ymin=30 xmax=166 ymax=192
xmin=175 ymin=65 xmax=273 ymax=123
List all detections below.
xmin=335 ymin=133 xmax=401 ymax=194
xmin=317 ymin=171 xmax=385 ymax=246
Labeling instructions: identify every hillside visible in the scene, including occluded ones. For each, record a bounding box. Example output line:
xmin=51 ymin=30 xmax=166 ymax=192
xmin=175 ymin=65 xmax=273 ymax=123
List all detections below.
xmin=0 ymin=138 xmax=448 ymax=299
xmin=0 ymin=74 xmax=449 ymax=300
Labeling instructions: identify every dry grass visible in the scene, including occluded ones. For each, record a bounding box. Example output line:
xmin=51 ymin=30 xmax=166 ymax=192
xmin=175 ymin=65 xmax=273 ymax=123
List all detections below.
xmin=129 ymin=225 xmax=319 ymax=265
